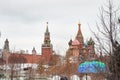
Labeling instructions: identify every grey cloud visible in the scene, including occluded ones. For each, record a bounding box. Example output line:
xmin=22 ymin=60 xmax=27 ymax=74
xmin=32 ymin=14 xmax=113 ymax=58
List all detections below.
xmin=0 ymin=0 xmax=98 ymax=23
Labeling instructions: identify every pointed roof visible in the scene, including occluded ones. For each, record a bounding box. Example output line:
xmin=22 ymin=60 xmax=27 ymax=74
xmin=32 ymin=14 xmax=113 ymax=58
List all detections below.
xmin=5 ymin=38 xmax=9 ymax=43
xmin=42 ymin=22 xmax=52 ymax=47
xmin=77 ymin=22 xmax=82 ymax=38
xmin=46 ymin=22 xmax=49 ymax=33
xmin=32 ymin=47 xmax=36 ymax=54
xmin=32 ymin=47 xmax=36 ymax=51
xmin=3 ymin=38 xmax=9 ymax=52
xmin=88 ymin=37 xmax=95 ymax=45
xmin=68 ymin=39 xmax=72 ymax=46
xmin=75 ymin=22 xmax=84 ymax=44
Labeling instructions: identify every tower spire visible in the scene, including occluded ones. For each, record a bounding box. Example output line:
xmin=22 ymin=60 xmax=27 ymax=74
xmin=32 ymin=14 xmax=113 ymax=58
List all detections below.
xmin=3 ymin=38 xmax=10 ymax=52
xmin=42 ymin=22 xmax=52 ymax=47
xmin=76 ymin=22 xmax=84 ymax=48
xmin=78 ymin=22 xmax=82 ymax=35
xmin=78 ymin=21 xmax=81 ymax=28
xmin=46 ymin=22 xmax=49 ymax=33
xmin=76 ymin=22 xmax=83 ymax=41
xmin=41 ymin=22 xmax=53 ymax=64
xmin=32 ymin=47 xmax=36 ymax=54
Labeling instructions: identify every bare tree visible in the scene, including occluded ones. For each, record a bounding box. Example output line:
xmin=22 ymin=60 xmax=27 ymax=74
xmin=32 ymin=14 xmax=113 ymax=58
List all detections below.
xmin=37 ymin=57 xmax=45 ymax=75
xmin=93 ymin=0 xmax=120 ymax=79
xmin=8 ymin=53 xmax=27 ymax=80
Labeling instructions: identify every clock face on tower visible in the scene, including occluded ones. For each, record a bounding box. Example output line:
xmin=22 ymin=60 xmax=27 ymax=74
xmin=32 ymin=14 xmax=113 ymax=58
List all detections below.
xmin=45 ymin=36 xmax=49 ymax=39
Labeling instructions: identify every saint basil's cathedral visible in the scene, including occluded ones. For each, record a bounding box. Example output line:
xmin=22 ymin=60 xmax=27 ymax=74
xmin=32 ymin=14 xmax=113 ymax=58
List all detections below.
xmin=66 ymin=22 xmax=97 ymax=63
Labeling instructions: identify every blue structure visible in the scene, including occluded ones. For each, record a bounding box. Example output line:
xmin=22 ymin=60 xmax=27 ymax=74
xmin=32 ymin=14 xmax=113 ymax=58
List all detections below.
xmin=78 ymin=61 xmax=106 ymax=73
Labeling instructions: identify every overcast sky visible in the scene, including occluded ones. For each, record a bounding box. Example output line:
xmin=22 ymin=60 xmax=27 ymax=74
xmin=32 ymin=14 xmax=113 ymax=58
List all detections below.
xmin=0 ymin=0 xmax=119 ymax=56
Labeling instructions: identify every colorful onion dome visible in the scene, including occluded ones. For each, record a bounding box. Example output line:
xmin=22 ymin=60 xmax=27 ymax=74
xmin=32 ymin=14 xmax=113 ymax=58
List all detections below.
xmin=72 ymin=39 xmax=80 ymax=45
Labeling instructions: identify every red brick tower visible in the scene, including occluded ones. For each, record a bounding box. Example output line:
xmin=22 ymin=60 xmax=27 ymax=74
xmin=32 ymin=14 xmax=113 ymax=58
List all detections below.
xmin=41 ymin=22 xmax=53 ymax=64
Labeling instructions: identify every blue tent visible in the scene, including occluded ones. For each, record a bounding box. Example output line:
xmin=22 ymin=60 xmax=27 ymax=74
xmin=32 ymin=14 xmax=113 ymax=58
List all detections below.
xmin=78 ymin=61 xmax=106 ymax=73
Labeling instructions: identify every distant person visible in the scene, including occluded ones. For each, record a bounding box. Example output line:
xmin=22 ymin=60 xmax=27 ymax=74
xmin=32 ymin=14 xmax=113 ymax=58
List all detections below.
xmin=64 ymin=76 xmax=68 ymax=80
xmin=60 ymin=77 xmax=64 ymax=80
xmin=60 ymin=76 xmax=68 ymax=80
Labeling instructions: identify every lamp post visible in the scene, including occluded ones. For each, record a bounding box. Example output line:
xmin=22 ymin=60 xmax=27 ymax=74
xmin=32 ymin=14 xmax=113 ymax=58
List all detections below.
xmin=86 ymin=73 xmax=87 ymax=80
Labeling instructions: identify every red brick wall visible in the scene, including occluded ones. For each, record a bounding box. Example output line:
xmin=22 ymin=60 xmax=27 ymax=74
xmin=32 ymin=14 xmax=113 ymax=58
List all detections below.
xmin=42 ymin=47 xmax=52 ymax=64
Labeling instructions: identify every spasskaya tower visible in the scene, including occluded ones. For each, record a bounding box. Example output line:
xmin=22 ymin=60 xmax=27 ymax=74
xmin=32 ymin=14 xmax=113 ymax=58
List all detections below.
xmin=41 ymin=22 xmax=53 ymax=63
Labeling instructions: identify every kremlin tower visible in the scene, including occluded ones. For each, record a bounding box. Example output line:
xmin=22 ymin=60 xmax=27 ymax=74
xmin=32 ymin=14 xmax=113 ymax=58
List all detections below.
xmin=41 ymin=22 xmax=53 ymax=64
xmin=2 ymin=38 xmax=10 ymax=61
xmin=3 ymin=38 xmax=10 ymax=52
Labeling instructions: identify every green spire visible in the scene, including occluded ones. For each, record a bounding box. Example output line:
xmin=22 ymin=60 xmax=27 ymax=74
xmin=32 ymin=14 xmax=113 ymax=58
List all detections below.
xmin=88 ymin=37 xmax=95 ymax=45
